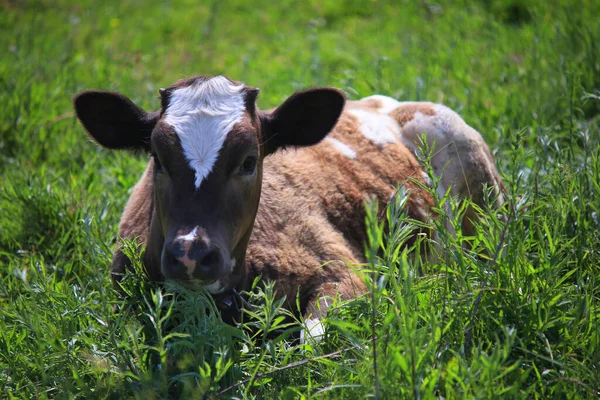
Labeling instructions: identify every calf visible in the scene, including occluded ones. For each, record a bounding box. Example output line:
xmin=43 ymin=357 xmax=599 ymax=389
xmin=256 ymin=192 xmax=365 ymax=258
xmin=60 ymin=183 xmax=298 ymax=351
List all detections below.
xmin=74 ymin=75 xmax=503 ymax=340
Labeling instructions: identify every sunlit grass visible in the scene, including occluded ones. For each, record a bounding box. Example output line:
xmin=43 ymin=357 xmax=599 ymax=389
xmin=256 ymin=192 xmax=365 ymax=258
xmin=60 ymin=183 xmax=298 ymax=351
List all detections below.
xmin=1 ymin=0 xmax=599 ymax=398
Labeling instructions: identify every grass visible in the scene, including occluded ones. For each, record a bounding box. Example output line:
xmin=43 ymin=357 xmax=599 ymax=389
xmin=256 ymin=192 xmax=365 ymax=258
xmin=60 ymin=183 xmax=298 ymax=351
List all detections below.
xmin=1 ymin=0 xmax=599 ymax=398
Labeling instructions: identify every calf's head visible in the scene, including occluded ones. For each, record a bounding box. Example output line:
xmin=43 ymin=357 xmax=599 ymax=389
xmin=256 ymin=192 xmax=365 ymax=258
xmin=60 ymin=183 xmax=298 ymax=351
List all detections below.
xmin=74 ymin=76 xmax=345 ymax=294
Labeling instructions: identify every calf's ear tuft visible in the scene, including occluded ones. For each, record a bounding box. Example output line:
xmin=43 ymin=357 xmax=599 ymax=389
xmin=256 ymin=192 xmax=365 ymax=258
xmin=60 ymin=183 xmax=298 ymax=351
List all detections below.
xmin=73 ymin=91 xmax=159 ymax=152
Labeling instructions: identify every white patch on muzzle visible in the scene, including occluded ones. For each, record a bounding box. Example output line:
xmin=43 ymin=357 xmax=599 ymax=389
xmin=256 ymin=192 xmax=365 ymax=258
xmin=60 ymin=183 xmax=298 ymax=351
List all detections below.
xmin=164 ymin=76 xmax=246 ymax=188
xmin=179 ymin=226 xmax=199 ymax=242
xmin=174 ymin=227 xmax=200 ymax=275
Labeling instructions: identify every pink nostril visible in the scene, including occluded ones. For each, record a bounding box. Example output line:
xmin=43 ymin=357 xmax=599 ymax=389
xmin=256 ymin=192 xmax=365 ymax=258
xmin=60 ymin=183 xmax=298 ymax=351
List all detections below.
xmin=168 ymin=228 xmax=202 ymax=274
xmin=176 ymin=253 xmax=196 ymax=270
xmin=181 ymin=240 xmax=193 ymax=255
xmin=164 ymin=228 xmax=224 ymax=280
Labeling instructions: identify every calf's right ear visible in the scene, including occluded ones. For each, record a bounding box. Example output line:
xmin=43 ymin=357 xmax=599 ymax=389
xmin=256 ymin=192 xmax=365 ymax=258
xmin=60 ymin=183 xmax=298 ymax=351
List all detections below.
xmin=73 ymin=91 xmax=159 ymax=152
xmin=260 ymin=88 xmax=346 ymax=156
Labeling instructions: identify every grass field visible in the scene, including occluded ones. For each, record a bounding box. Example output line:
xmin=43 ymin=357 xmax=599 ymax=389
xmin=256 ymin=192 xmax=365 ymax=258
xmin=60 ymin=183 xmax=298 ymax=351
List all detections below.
xmin=1 ymin=0 xmax=599 ymax=398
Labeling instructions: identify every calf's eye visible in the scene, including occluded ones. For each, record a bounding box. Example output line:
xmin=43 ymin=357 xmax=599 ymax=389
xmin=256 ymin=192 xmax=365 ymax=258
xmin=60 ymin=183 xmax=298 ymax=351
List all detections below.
xmin=239 ymin=156 xmax=257 ymax=176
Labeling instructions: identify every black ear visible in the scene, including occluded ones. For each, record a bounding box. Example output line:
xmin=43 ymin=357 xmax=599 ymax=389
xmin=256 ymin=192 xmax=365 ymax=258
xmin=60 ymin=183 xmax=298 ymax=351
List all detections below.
xmin=73 ymin=91 xmax=159 ymax=152
xmin=261 ymin=88 xmax=346 ymax=156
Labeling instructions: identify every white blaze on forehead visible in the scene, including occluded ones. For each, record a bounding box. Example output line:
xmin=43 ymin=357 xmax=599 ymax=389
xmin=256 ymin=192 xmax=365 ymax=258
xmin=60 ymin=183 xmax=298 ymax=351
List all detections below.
xmin=164 ymin=76 xmax=246 ymax=188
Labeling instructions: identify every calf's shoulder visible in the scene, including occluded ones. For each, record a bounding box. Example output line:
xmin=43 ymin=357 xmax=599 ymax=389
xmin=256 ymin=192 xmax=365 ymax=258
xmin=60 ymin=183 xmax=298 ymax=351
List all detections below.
xmin=111 ymin=161 xmax=156 ymax=282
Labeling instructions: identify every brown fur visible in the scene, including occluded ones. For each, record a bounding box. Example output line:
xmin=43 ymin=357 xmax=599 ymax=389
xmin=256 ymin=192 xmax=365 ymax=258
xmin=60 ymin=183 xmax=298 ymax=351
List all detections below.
xmin=244 ymin=111 xmax=437 ymax=315
xmin=389 ymin=102 xmax=437 ymax=127
xmin=113 ymin=104 xmax=440 ymax=317
xmin=77 ymin=78 xmax=504 ymax=327
xmin=347 ymin=97 xmax=383 ymax=110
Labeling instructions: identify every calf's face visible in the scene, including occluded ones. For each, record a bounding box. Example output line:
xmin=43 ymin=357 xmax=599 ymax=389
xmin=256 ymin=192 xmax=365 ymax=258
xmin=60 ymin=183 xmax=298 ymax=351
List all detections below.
xmin=74 ymin=75 xmax=345 ymax=294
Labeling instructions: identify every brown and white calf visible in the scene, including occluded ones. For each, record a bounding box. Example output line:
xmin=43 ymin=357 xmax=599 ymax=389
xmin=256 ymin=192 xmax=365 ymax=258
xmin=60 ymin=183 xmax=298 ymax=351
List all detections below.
xmin=74 ymin=75 xmax=503 ymax=340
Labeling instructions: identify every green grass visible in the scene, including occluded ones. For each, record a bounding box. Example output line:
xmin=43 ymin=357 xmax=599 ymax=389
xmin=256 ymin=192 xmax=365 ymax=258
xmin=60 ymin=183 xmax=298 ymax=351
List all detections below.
xmin=1 ymin=0 xmax=599 ymax=398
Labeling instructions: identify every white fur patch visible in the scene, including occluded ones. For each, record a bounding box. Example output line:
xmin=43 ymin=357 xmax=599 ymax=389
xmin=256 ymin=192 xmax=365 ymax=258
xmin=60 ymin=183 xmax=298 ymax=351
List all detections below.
xmin=348 ymin=108 xmax=400 ymax=147
xmin=362 ymin=94 xmax=401 ymax=114
xmin=400 ymin=104 xmax=469 ymax=201
xmin=326 ymin=137 xmax=357 ymax=159
xmin=421 ymin=170 xmax=432 ymax=187
xmin=164 ymin=76 xmax=246 ymax=188
xmin=300 ymin=318 xmax=325 ymax=344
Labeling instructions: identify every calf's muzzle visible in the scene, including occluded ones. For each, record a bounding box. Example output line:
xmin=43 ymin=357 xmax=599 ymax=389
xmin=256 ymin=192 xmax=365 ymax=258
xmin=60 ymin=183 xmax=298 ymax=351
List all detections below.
xmin=161 ymin=229 xmax=227 ymax=282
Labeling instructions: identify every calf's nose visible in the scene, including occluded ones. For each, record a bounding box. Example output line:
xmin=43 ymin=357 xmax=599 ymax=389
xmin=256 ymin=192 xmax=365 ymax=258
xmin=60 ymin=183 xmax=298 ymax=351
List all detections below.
xmin=162 ymin=232 xmax=225 ymax=281
xmin=187 ymin=241 xmax=224 ymax=280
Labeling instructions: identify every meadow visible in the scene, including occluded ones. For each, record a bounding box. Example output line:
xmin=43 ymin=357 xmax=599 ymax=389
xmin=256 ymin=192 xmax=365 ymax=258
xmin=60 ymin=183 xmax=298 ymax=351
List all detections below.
xmin=1 ymin=0 xmax=599 ymax=398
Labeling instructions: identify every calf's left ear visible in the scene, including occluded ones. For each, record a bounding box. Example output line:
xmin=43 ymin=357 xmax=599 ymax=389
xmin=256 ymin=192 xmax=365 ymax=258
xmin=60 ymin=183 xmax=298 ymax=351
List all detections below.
xmin=261 ymin=88 xmax=346 ymax=156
